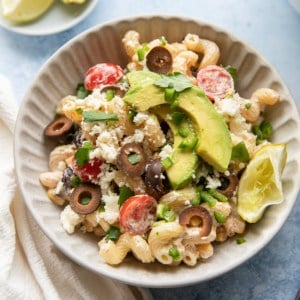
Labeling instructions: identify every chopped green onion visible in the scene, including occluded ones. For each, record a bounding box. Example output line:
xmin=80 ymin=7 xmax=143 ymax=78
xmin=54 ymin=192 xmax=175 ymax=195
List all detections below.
xmin=179 ymin=136 xmax=198 ymax=150
xmin=162 ymin=157 xmax=173 ymax=170
xmin=178 ymin=124 xmax=190 ymax=138
xmin=105 ymin=226 xmax=121 ymax=241
xmin=159 ymin=36 xmax=168 ymax=45
xmin=82 ymin=110 xmax=118 ymax=122
xmin=200 ymin=191 xmax=217 ymax=207
xmin=164 ymin=87 xmax=176 ymax=103
xmin=171 ymin=111 xmax=186 ymax=125
xmin=214 ymin=211 xmax=226 ymax=224
xmin=75 ymin=108 xmax=83 ymax=114
xmin=245 ymin=102 xmax=252 ymax=109
xmin=105 ymin=89 xmax=115 ymax=101
xmin=118 ymin=186 xmax=134 ymax=206
xmin=80 ymin=196 xmax=91 ymax=205
xmin=128 ymin=108 xmax=137 ymax=122
xmin=137 ymin=48 xmax=145 ymax=61
xmin=208 ymin=189 xmax=228 ymax=202
xmin=127 ymin=153 xmax=141 ymax=165
xmin=168 ymin=246 xmax=181 ymax=261
xmin=236 ymin=237 xmax=246 ymax=244
xmin=231 ymin=141 xmax=250 ymax=163
xmin=260 ymin=120 xmax=273 ymax=139
xmin=191 ymin=187 xmax=202 ymax=206
xmin=156 ymin=204 xmax=175 ymax=222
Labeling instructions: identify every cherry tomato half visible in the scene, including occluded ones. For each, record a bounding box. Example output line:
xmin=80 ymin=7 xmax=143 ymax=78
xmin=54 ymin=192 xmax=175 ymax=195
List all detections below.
xmin=72 ymin=157 xmax=103 ymax=182
xmin=84 ymin=63 xmax=124 ymax=91
xmin=119 ymin=195 xmax=157 ymax=235
xmin=196 ymin=65 xmax=234 ymax=101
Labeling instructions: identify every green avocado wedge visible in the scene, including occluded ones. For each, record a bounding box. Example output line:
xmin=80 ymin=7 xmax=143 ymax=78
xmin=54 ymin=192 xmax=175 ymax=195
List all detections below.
xmin=152 ymin=105 xmax=199 ymax=189
xmin=124 ymin=71 xmax=232 ymax=172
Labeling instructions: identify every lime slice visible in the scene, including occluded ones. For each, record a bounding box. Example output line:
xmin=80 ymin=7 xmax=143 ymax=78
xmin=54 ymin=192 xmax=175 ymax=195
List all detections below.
xmin=1 ymin=0 xmax=54 ymax=23
xmin=237 ymin=144 xmax=287 ymax=223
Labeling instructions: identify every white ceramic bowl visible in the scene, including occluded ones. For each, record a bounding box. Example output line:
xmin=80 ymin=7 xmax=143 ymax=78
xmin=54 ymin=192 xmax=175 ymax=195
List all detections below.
xmin=14 ymin=16 xmax=300 ymax=288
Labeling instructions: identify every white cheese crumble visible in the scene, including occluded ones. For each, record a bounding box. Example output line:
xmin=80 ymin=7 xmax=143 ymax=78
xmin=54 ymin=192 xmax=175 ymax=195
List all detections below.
xmin=159 ymin=144 xmax=173 ymax=160
xmin=123 ymin=129 xmax=145 ymax=144
xmin=60 ymin=205 xmax=84 ymax=234
xmin=206 ymin=176 xmax=221 ymax=189
xmin=99 ymin=194 xmax=119 ymax=224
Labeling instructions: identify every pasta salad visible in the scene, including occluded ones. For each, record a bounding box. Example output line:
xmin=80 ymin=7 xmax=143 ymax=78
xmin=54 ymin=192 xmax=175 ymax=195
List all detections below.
xmin=40 ymin=31 xmax=286 ymax=266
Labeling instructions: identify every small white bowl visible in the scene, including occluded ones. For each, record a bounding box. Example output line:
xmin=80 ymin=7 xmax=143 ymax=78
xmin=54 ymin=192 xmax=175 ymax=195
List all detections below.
xmin=14 ymin=15 xmax=300 ymax=287
xmin=0 ymin=0 xmax=98 ymax=36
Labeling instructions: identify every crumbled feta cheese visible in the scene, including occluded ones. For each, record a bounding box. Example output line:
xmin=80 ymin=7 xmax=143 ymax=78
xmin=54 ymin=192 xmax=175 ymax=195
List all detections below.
xmin=206 ymin=176 xmax=221 ymax=189
xmin=60 ymin=205 xmax=84 ymax=234
xmin=123 ymin=129 xmax=145 ymax=144
xmin=133 ymin=112 xmax=149 ymax=125
xmin=159 ymin=144 xmax=173 ymax=160
xmin=99 ymin=194 xmax=119 ymax=224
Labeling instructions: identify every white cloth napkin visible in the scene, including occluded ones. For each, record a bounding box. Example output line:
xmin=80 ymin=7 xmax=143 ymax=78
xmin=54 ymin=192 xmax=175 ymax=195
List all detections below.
xmin=0 ymin=75 xmax=147 ymax=300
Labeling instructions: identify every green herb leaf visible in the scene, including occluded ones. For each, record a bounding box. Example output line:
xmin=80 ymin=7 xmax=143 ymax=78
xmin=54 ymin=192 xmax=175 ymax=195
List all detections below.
xmin=118 ymin=186 xmax=134 ymax=206
xmin=226 ymin=66 xmax=237 ymax=84
xmin=168 ymin=246 xmax=181 ymax=261
xmin=154 ymin=73 xmax=193 ymax=92
xmin=127 ymin=153 xmax=141 ymax=165
xmin=82 ymin=110 xmax=118 ymax=122
xmin=76 ymin=83 xmax=91 ymax=99
xmin=105 ymin=226 xmax=121 ymax=241
xmin=74 ymin=142 xmax=93 ymax=167
xmin=231 ymin=141 xmax=250 ymax=163
xmin=70 ymin=175 xmax=81 ymax=188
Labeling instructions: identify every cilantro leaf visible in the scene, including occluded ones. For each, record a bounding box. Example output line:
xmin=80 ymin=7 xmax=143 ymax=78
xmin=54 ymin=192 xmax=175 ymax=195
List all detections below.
xmin=118 ymin=186 xmax=134 ymax=206
xmin=154 ymin=73 xmax=193 ymax=92
xmin=74 ymin=142 xmax=93 ymax=167
xmin=82 ymin=110 xmax=118 ymax=122
xmin=105 ymin=226 xmax=121 ymax=241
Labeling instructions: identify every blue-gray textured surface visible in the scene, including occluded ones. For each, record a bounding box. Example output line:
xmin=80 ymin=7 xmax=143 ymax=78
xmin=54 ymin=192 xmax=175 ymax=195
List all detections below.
xmin=1 ymin=1 xmax=299 ymax=299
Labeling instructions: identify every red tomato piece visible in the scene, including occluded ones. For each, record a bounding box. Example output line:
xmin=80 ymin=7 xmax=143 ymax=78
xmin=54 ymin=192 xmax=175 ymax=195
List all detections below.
xmin=119 ymin=195 xmax=157 ymax=235
xmin=196 ymin=65 xmax=234 ymax=101
xmin=84 ymin=63 xmax=124 ymax=91
xmin=72 ymin=158 xmax=103 ymax=182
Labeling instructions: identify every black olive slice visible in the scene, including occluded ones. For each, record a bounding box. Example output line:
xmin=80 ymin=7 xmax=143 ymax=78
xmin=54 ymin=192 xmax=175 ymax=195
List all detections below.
xmin=145 ymin=159 xmax=167 ymax=199
xmin=146 ymin=46 xmax=173 ymax=74
xmin=217 ymin=174 xmax=239 ymax=198
xmin=70 ymin=183 xmax=101 ymax=215
xmin=179 ymin=206 xmax=212 ymax=237
xmin=117 ymin=142 xmax=147 ymax=177
xmin=44 ymin=116 xmax=73 ymax=140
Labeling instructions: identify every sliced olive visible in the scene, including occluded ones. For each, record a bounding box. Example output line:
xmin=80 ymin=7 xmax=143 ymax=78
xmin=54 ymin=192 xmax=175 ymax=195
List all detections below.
xmin=146 ymin=46 xmax=172 ymax=74
xmin=179 ymin=206 xmax=212 ymax=237
xmin=217 ymin=174 xmax=239 ymax=198
xmin=117 ymin=142 xmax=147 ymax=177
xmin=145 ymin=159 xmax=167 ymax=199
xmin=44 ymin=116 xmax=73 ymax=140
xmin=70 ymin=183 xmax=101 ymax=215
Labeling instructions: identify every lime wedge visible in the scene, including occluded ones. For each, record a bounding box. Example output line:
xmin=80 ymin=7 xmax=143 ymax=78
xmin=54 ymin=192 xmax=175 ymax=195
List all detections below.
xmin=237 ymin=144 xmax=287 ymax=223
xmin=1 ymin=0 xmax=54 ymax=23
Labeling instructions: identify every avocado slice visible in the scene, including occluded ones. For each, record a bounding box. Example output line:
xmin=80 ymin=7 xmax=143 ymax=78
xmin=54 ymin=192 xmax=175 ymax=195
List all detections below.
xmin=124 ymin=71 xmax=232 ymax=171
xmin=152 ymin=105 xmax=199 ymax=189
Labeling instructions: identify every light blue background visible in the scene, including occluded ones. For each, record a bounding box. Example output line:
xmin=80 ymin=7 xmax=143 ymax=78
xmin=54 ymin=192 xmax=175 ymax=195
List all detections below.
xmin=1 ymin=1 xmax=299 ymax=299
